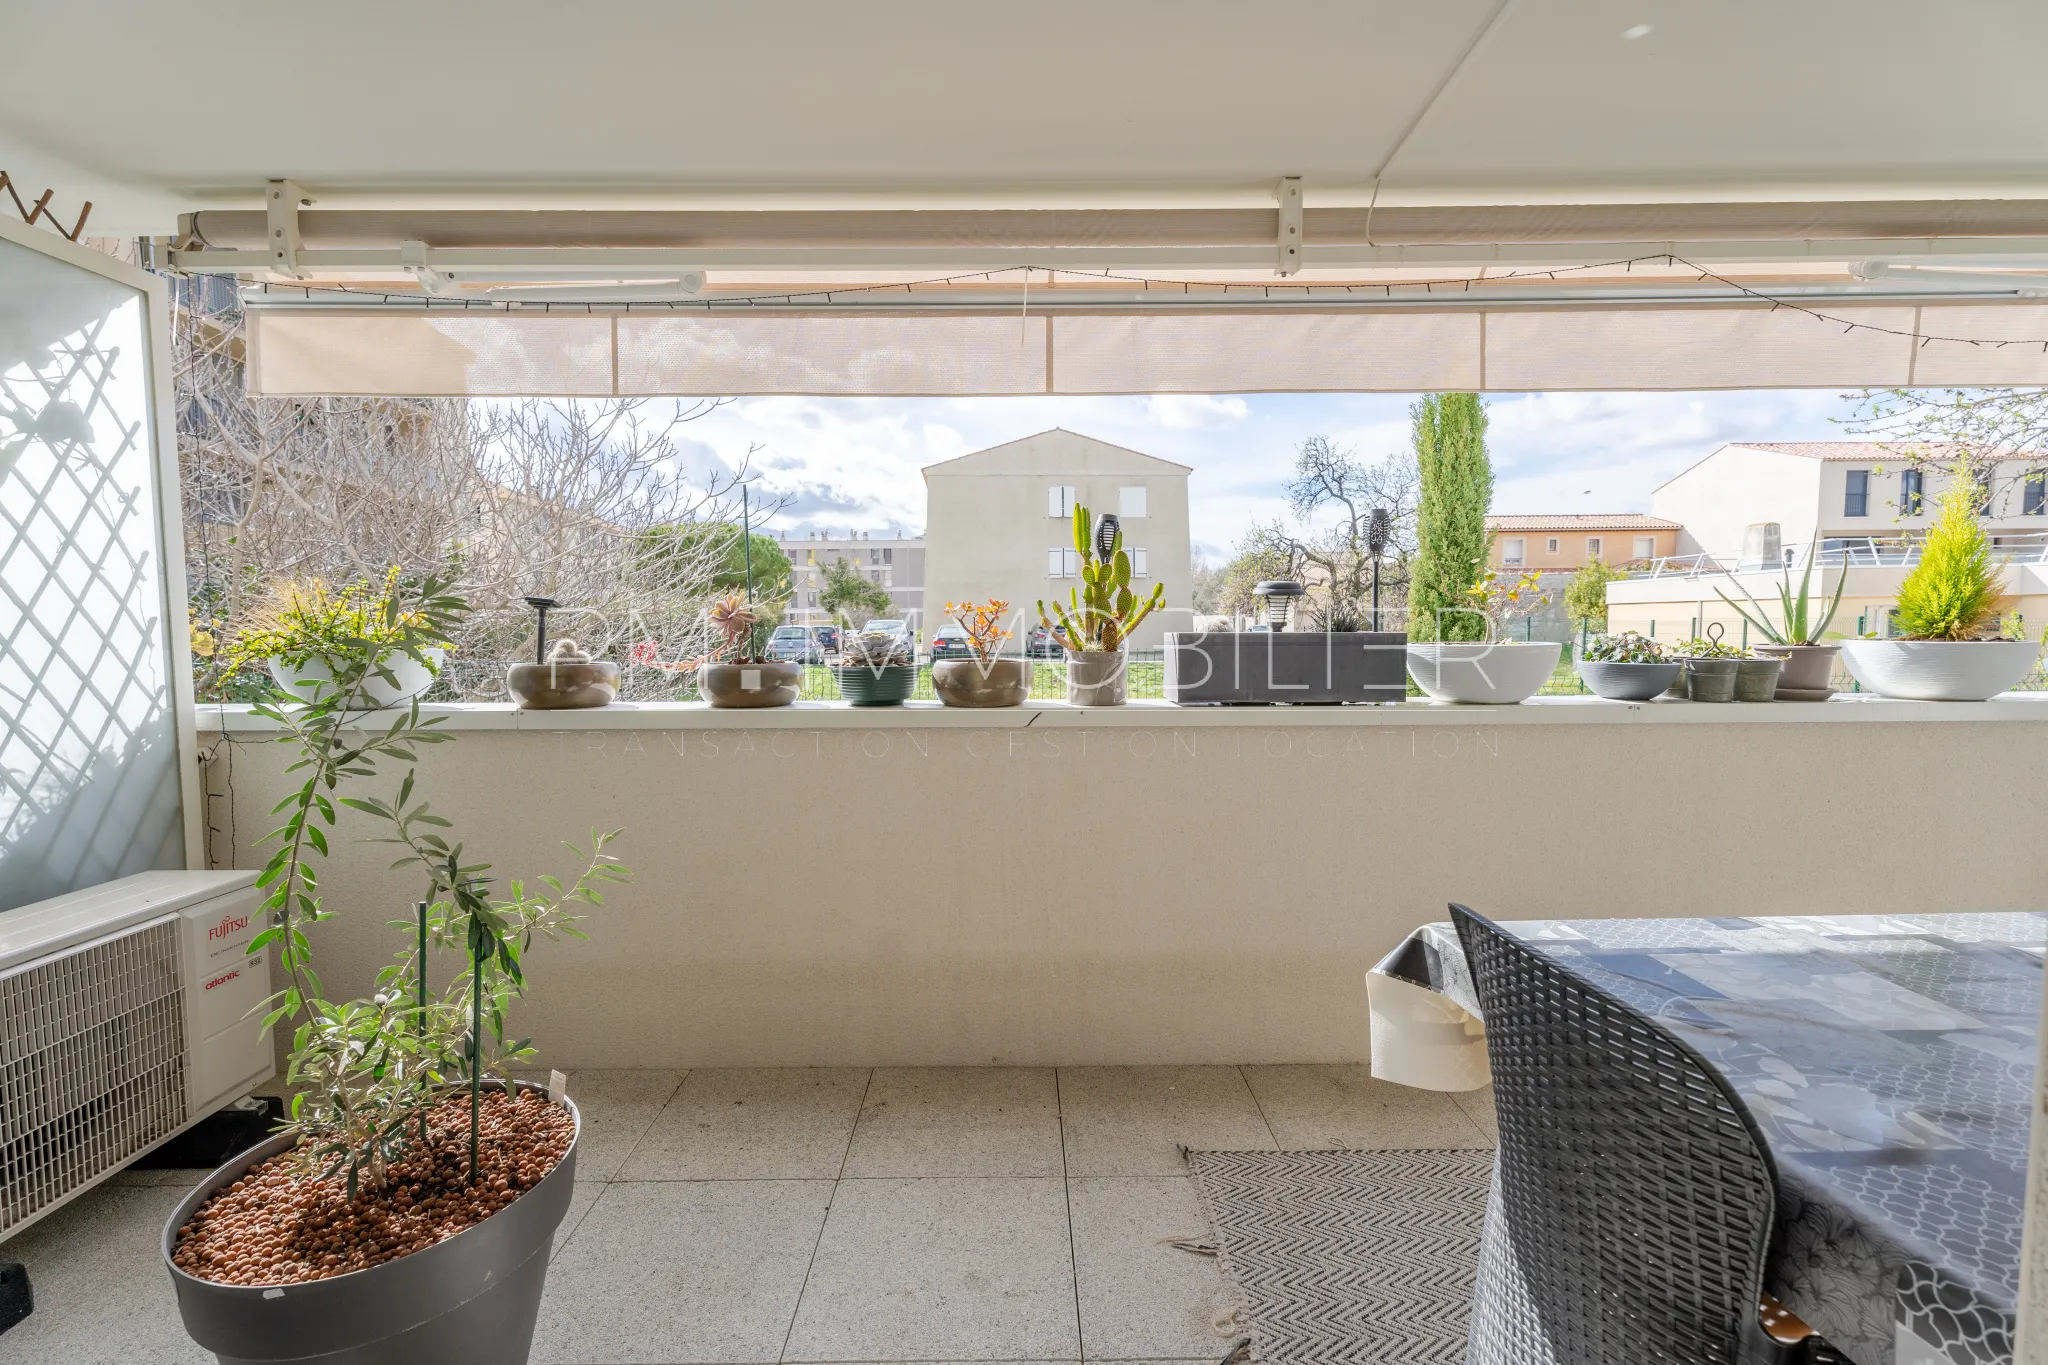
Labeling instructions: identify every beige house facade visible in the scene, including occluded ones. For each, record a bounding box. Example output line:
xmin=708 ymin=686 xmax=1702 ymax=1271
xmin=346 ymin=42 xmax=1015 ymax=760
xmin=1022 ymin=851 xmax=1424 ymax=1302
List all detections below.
xmin=922 ymin=430 xmax=1192 ymax=650
xmin=1485 ymin=514 xmax=1683 ymax=572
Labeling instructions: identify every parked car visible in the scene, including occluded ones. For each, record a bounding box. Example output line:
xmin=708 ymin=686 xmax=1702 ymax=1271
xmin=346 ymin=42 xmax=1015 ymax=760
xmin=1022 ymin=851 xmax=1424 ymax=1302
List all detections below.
xmin=766 ymin=625 xmax=826 ymax=664
xmin=928 ymin=624 xmax=974 ymax=660
xmin=809 ymin=624 xmax=842 ymax=656
xmin=1026 ymin=623 xmax=1063 ymax=658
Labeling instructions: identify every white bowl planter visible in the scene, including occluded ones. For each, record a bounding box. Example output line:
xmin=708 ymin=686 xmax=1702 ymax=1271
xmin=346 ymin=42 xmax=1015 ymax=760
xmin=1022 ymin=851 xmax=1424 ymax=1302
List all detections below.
xmin=1838 ymin=639 xmax=2042 ymax=702
xmin=1405 ymin=641 xmax=1561 ymax=704
xmin=270 ymin=648 xmax=444 ymax=709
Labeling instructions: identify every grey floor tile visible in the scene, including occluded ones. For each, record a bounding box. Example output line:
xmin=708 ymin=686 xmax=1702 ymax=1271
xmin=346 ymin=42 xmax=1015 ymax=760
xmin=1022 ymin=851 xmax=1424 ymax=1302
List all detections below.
xmin=1451 ymin=1083 xmax=1500 ymax=1144
xmin=619 ymin=1068 xmax=868 ymax=1180
xmin=1057 ymin=1067 xmax=1276 ymax=1176
xmin=550 ymin=1180 xmax=607 ymax=1262
xmin=533 ymin=1179 xmax=833 ymax=1364
xmin=783 ymin=1176 xmax=1079 ymax=1362
xmin=560 ymin=1069 xmax=688 ymax=1181
xmin=1241 ymin=1064 xmax=1490 ymax=1150
xmin=0 ymin=1182 xmax=212 ymax=1364
xmin=1069 ymin=1176 xmax=1238 ymax=1360
xmin=842 ymin=1067 xmax=1063 ymax=1178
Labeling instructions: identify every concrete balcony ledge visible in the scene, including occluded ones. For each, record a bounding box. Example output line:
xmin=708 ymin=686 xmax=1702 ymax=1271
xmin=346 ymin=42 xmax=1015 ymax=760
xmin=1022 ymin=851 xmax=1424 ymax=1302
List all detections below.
xmin=197 ymin=692 xmax=2048 ymax=733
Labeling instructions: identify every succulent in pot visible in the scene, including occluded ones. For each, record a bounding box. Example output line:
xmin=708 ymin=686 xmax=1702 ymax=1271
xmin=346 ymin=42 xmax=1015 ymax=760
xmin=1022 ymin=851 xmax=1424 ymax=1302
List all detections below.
xmin=1036 ymin=505 xmax=1165 ymax=706
xmin=1838 ymin=467 xmax=2043 ymax=700
xmin=1715 ymin=536 xmax=1848 ymax=699
xmin=1672 ymin=628 xmax=1748 ymax=702
xmin=228 ymin=568 xmax=455 ymax=709
xmin=506 ymin=638 xmax=620 ymax=710
xmin=676 ymin=590 xmax=802 ymax=708
xmin=933 ymin=599 xmax=1030 ymax=708
xmin=834 ymin=628 xmax=918 ymax=705
xmin=167 ymin=574 xmax=629 ymax=1364
xmin=1575 ymin=630 xmax=1681 ymax=701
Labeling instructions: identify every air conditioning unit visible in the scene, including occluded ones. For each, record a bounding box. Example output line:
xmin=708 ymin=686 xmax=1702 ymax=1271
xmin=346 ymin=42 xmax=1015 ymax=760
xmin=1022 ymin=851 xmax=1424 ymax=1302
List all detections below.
xmin=0 ymin=870 xmax=272 ymax=1239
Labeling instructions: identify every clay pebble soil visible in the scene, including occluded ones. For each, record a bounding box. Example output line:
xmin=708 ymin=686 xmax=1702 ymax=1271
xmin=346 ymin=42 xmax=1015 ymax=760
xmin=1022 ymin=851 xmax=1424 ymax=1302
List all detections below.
xmin=171 ymin=1089 xmax=574 ymax=1286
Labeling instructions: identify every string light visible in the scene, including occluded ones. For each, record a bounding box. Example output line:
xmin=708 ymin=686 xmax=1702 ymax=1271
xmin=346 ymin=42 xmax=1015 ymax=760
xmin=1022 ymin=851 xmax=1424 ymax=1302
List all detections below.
xmin=246 ymin=253 xmax=2048 ymax=350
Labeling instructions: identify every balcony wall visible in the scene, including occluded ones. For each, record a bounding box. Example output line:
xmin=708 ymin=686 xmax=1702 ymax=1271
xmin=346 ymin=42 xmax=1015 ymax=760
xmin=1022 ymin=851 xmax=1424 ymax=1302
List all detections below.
xmin=197 ymin=699 xmax=2048 ymax=1068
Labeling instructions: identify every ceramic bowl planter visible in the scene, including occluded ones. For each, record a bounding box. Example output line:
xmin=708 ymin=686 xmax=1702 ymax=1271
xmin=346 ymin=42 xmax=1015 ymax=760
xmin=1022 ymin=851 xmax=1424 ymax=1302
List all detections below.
xmin=163 ymin=1083 xmax=579 ymax=1365
xmin=270 ymin=649 xmax=443 ymax=709
xmin=833 ymin=663 xmax=918 ymax=706
xmin=932 ymin=657 xmax=1030 ymax=708
xmin=1680 ymin=656 xmax=1741 ymax=702
xmin=698 ymin=660 xmax=801 ymax=708
xmin=1733 ymin=656 xmax=1784 ymax=703
xmin=1752 ymin=643 xmax=1840 ymax=700
xmin=1838 ymin=639 xmax=2043 ymax=701
xmin=1575 ymin=660 xmax=1682 ymax=701
xmin=506 ymin=642 xmax=619 ymax=710
xmin=1065 ymin=650 xmax=1128 ymax=706
xmin=1405 ymin=641 xmax=1561 ymax=704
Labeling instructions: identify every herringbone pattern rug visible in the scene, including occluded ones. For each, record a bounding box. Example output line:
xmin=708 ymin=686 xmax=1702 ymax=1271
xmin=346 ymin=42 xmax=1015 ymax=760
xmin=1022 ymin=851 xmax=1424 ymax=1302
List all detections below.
xmin=1186 ymin=1148 xmax=1494 ymax=1365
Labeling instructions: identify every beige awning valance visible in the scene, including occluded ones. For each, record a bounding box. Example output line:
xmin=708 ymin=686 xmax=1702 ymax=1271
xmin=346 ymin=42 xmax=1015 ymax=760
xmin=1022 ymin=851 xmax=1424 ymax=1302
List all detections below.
xmin=244 ymin=301 xmax=2048 ymax=396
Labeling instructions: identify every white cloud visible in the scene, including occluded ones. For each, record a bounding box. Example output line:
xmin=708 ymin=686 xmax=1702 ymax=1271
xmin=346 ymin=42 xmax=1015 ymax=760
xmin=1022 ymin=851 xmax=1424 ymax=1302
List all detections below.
xmin=1144 ymin=394 xmax=1250 ymax=429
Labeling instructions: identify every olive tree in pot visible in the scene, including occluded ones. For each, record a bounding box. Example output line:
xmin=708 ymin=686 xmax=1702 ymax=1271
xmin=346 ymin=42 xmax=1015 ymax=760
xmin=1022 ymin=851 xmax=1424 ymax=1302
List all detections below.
xmin=163 ymin=577 xmax=630 ymax=1365
xmin=1576 ymin=631 xmax=1680 ymax=701
xmin=1839 ymin=468 xmax=2043 ymax=700
xmin=1714 ymin=537 xmax=1849 ymax=699
xmin=932 ymin=600 xmax=1030 ymax=707
xmin=1037 ymin=506 xmax=1165 ymax=706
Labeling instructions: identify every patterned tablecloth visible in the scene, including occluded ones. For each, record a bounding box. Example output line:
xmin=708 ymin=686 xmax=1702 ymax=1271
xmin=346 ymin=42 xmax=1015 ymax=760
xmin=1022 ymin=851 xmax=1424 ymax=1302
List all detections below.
xmin=1378 ymin=913 xmax=2045 ymax=1365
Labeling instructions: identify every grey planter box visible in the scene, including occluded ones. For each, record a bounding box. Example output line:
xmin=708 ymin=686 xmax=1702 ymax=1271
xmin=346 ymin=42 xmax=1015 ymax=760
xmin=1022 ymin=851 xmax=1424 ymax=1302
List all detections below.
xmin=1166 ymin=632 xmax=1408 ymax=704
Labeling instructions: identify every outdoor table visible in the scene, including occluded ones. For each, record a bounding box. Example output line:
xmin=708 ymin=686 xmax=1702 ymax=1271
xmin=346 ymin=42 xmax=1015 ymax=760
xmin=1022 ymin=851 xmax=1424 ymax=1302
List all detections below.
xmin=1368 ymin=913 xmax=2045 ymax=1365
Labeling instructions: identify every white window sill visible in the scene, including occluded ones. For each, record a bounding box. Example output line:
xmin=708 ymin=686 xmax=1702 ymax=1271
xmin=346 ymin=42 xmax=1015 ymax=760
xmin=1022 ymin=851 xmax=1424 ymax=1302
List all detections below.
xmin=195 ymin=694 xmax=2048 ymax=733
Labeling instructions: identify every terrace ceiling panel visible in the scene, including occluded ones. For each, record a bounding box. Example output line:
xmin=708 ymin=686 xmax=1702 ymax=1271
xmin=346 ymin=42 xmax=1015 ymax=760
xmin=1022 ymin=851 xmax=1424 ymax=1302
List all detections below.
xmin=5 ymin=1 xmax=2047 ymax=230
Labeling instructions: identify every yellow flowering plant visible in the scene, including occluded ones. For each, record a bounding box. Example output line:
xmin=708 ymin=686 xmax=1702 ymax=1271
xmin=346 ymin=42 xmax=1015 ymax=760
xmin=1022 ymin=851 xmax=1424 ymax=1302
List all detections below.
xmin=226 ymin=567 xmax=453 ymax=670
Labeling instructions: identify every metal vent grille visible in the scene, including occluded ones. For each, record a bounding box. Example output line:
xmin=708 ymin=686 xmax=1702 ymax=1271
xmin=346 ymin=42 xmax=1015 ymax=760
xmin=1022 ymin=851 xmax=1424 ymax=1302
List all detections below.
xmin=0 ymin=915 xmax=186 ymax=1232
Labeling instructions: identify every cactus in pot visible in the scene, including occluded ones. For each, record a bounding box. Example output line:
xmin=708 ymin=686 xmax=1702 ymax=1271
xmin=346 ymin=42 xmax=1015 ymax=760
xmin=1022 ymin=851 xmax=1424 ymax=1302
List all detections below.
xmin=1036 ymin=505 xmax=1166 ymax=705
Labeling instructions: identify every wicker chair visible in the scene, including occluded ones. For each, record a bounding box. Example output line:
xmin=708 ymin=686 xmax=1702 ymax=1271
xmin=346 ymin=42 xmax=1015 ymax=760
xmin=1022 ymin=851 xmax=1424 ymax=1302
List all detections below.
xmin=1451 ymin=905 xmax=1840 ymax=1365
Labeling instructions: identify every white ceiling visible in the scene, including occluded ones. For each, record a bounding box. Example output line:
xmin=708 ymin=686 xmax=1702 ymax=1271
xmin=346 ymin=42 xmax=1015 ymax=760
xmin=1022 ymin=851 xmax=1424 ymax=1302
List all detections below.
xmin=6 ymin=0 xmax=2047 ymax=233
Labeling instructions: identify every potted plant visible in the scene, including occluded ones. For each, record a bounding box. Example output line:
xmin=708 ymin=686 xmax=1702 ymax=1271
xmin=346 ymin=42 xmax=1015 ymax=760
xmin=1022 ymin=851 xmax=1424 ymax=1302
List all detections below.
xmin=164 ymin=576 xmax=629 ymax=1365
xmin=1404 ymin=569 xmax=1560 ymax=704
xmin=1037 ymin=505 xmax=1165 ymax=706
xmin=932 ymin=600 xmax=1030 ymax=707
xmin=227 ymin=568 xmax=453 ymax=709
xmin=693 ymin=590 xmax=802 ymax=708
xmin=1840 ymin=468 xmax=2044 ymax=700
xmin=1165 ymin=582 xmax=1406 ymax=705
xmin=1714 ymin=537 xmax=1849 ymax=699
xmin=1576 ymin=630 xmax=1681 ymax=701
xmin=1671 ymin=628 xmax=1750 ymax=702
xmin=833 ymin=628 xmax=917 ymax=705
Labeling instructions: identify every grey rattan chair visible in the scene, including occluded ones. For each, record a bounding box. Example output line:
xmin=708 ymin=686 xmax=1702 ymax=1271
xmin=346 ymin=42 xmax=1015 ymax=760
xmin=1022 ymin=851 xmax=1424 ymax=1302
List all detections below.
xmin=1451 ymin=904 xmax=1840 ymax=1365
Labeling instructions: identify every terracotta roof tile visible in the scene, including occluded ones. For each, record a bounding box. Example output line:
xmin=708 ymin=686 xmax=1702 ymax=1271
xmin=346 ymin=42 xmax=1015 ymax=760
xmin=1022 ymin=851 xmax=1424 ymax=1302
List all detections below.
xmin=1484 ymin=514 xmax=1681 ymax=530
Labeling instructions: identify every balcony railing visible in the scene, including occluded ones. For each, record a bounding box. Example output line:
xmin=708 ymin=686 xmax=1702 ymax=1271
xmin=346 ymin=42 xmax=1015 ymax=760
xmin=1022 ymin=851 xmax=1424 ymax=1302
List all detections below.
xmin=1631 ymin=532 xmax=2048 ymax=580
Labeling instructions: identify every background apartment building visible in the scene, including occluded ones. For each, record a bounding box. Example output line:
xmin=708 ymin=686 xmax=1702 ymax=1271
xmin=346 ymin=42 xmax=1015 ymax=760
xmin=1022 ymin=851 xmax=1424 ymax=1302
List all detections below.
xmin=1485 ymin=514 xmax=1683 ymax=572
xmin=922 ymin=430 xmax=1192 ymax=649
xmin=782 ymin=532 xmax=926 ymax=629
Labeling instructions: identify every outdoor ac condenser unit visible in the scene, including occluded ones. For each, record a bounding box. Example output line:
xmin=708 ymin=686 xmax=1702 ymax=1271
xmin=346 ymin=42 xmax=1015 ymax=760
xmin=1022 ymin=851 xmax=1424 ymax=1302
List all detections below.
xmin=0 ymin=870 xmax=272 ymax=1239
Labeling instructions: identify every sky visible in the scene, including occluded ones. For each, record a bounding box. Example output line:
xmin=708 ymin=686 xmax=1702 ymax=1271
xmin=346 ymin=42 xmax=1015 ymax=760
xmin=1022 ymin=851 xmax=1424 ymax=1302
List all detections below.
xmin=667 ymin=389 xmax=1867 ymax=562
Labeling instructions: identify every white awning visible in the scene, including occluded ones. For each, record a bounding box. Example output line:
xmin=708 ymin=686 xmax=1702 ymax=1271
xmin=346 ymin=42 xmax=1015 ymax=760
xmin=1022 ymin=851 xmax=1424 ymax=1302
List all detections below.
xmin=244 ymin=300 xmax=2048 ymax=396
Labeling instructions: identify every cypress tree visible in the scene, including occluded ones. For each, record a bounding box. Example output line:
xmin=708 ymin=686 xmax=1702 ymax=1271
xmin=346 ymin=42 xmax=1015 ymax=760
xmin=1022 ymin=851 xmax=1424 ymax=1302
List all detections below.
xmin=1407 ymin=393 xmax=1493 ymax=642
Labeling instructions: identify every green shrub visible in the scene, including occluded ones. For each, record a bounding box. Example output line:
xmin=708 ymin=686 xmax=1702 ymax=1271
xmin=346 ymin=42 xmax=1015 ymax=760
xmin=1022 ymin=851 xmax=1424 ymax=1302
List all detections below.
xmin=1893 ymin=468 xmax=2009 ymax=640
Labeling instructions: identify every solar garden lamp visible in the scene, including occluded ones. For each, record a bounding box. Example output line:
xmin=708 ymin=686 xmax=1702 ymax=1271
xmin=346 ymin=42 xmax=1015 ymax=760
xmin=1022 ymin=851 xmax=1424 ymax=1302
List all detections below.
xmin=1253 ymin=580 xmax=1305 ymax=632
xmin=523 ymin=596 xmax=560 ymax=663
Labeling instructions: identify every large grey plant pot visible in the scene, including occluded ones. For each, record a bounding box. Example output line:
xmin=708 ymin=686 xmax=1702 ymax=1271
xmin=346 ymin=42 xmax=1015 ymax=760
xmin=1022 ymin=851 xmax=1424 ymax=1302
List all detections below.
xmin=1574 ymin=660 xmax=1681 ymax=701
xmin=163 ymin=1083 xmax=578 ymax=1365
xmin=1065 ymin=651 xmax=1127 ymax=706
xmin=1164 ymin=632 xmax=1407 ymax=704
xmin=1751 ymin=642 xmax=1839 ymax=699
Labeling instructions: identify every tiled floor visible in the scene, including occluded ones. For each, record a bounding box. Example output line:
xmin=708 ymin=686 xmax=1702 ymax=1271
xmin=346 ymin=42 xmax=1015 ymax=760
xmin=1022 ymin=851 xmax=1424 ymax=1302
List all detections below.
xmin=0 ymin=1066 xmax=1496 ymax=1365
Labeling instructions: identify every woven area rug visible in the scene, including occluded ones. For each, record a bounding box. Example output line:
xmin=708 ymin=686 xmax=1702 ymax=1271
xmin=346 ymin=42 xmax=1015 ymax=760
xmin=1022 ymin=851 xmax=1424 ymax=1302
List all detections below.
xmin=1185 ymin=1147 xmax=1495 ymax=1365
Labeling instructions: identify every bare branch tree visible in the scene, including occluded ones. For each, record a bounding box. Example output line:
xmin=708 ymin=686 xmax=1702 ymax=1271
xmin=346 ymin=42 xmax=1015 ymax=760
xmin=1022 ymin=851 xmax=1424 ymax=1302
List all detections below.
xmin=173 ymin=284 xmax=770 ymax=701
xmin=1255 ymin=436 xmax=1419 ymax=627
xmin=1844 ymin=387 xmax=2048 ymax=517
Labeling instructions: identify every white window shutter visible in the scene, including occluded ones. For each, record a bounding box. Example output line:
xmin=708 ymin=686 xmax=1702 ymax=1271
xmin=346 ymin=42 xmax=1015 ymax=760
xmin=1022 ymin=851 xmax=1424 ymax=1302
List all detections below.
xmin=1048 ymin=548 xmax=1063 ymax=576
xmin=1064 ymin=547 xmax=1081 ymax=577
xmin=1118 ymin=485 xmax=1147 ymax=518
xmin=1133 ymin=548 xmax=1148 ymax=576
xmin=1049 ymin=484 xmax=1076 ymax=517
